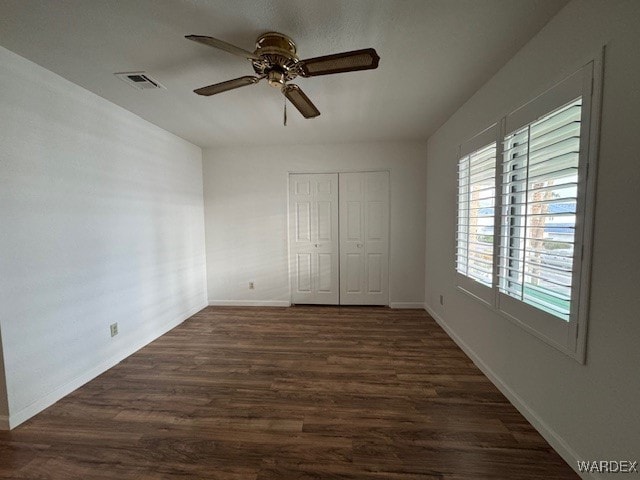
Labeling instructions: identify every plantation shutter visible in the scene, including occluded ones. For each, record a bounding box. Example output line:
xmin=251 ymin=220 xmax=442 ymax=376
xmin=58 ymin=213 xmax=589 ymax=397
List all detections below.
xmin=498 ymin=99 xmax=582 ymax=322
xmin=456 ymin=143 xmax=497 ymax=287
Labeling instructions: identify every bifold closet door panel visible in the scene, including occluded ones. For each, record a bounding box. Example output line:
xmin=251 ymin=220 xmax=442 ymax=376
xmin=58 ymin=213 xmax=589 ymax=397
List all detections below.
xmin=289 ymin=173 xmax=339 ymax=304
xmin=339 ymin=171 xmax=389 ymax=305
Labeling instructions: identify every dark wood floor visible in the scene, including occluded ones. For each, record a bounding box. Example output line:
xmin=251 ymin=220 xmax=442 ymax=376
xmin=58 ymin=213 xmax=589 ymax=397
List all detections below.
xmin=0 ymin=306 xmax=577 ymax=479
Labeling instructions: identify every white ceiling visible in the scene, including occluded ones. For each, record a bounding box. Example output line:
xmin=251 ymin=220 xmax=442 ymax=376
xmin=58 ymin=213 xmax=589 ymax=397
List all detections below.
xmin=0 ymin=0 xmax=567 ymax=148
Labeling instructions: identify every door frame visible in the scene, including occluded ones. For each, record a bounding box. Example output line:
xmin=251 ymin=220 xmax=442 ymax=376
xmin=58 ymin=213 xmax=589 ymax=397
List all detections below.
xmin=286 ymin=169 xmax=391 ymax=306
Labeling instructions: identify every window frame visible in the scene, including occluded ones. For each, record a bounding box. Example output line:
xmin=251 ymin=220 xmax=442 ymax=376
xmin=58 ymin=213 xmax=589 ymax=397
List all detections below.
xmin=453 ymin=55 xmax=602 ymax=363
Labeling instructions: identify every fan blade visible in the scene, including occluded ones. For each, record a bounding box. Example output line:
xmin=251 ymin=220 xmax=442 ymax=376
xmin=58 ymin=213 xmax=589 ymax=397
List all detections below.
xmin=282 ymin=84 xmax=320 ymax=119
xmin=194 ymin=76 xmax=260 ymax=96
xmin=185 ymin=35 xmax=260 ymax=61
xmin=298 ymin=48 xmax=380 ymax=77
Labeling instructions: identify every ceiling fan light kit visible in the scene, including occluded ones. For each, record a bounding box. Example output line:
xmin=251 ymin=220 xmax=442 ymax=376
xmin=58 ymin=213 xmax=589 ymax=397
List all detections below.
xmin=185 ymin=31 xmax=380 ymax=122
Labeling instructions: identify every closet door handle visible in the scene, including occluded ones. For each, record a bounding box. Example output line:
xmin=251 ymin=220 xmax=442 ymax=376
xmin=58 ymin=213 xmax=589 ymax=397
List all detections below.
xmin=356 ymin=243 xmax=363 ymax=248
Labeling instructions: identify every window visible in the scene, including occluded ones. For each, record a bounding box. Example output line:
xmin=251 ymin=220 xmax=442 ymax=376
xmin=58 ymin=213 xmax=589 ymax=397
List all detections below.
xmin=499 ymin=99 xmax=582 ymax=322
xmin=456 ymin=126 xmax=498 ymax=304
xmin=454 ymin=59 xmax=601 ymax=362
xmin=456 ymin=142 xmax=497 ymax=287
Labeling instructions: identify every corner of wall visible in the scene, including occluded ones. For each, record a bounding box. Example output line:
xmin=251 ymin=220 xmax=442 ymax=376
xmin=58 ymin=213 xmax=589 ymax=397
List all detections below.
xmin=198 ymin=146 xmax=209 ymax=307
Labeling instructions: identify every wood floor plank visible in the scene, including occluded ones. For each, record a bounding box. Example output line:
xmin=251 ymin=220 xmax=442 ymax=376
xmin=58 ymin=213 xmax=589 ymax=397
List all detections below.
xmin=0 ymin=306 xmax=578 ymax=479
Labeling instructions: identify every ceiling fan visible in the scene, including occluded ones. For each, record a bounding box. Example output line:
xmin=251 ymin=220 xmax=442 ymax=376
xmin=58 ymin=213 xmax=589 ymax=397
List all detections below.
xmin=185 ymin=32 xmax=380 ymax=121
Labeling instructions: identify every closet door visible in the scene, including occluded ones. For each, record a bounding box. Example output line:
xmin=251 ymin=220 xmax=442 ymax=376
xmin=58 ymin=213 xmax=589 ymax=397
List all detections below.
xmin=289 ymin=174 xmax=339 ymax=304
xmin=339 ymin=171 xmax=389 ymax=305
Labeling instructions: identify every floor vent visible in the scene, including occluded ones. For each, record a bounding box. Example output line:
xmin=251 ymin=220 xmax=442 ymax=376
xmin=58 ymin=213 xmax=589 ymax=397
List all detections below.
xmin=115 ymin=72 xmax=165 ymax=90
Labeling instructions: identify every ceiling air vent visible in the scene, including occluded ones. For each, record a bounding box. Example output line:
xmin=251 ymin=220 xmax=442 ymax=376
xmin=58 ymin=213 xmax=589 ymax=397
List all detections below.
xmin=115 ymin=72 xmax=165 ymax=90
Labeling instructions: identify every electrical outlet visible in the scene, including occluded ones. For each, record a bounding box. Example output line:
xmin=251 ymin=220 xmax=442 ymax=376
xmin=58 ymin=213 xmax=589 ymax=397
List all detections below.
xmin=110 ymin=322 xmax=118 ymax=337
xmin=439 ymin=295 xmax=444 ymax=306
xmin=249 ymin=282 xmax=255 ymax=290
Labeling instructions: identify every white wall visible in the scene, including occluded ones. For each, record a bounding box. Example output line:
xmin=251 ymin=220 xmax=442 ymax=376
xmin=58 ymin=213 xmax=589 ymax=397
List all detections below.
xmin=0 ymin=46 xmax=208 ymax=428
xmin=424 ymin=0 xmax=640 ymax=476
xmin=203 ymin=142 xmax=426 ymax=307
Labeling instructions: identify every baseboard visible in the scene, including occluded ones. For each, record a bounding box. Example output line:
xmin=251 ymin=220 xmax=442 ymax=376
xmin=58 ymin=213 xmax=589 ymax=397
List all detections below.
xmin=423 ymin=303 xmax=591 ymax=480
xmin=6 ymin=302 xmax=207 ymax=430
xmin=390 ymin=302 xmax=425 ymax=309
xmin=208 ymin=300 xmax=291 ymax=307
xmin=209 ymin=301 xmax=424 ymax=309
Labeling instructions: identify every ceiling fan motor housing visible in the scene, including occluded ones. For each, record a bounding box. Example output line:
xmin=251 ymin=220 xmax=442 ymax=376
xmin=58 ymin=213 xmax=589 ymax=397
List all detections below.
xmin=252 ymin=32 xmax=300 ymax=86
